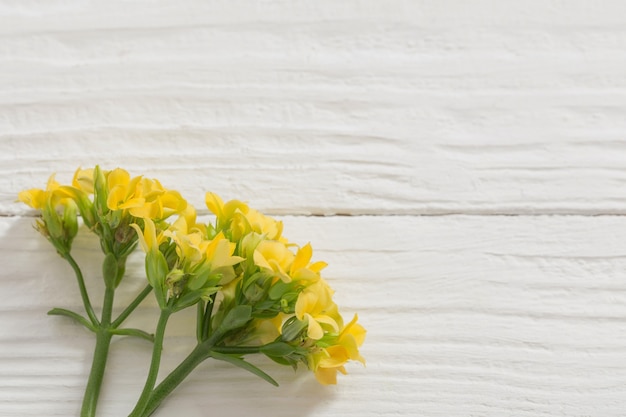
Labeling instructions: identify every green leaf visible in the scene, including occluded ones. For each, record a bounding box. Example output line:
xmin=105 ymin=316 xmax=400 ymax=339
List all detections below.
xmin=281 ymin=317 xmax=308 ymax=342
xmin=266 ymin=355 xmax=292 ymax=367
xmin=110 ymin=328 xmax=154 ymax=342
xmin=62 ymin=203 xmax=78 ymax=242
xmin=59 ymin=185 xmax=96 ymax=228
xmin=242 ymin=271 xmax=272 ymax=292
xmin=260 ymin=342 xmax=296 ymax=357
xmin=187 ymin=264 xmax=211 ymax=291
xmin=118 ymin=241 xmax=138 ymax=259
xmin=93 ymin=165 xmax=109 ymax=216
xmin=268 ymin=280 xmax=291 ymax=300
xmin=114 ymin=260 xmax=126 ymax=288
xmin=146 ymin=250 xmax=168 ymax=309
xmin=218 ymin=305 xmax=252 ymax=333
xmin=209 ymin=351 xmax=278 ymax=386
xmin=42 ymin=201 xmax=63 ymax=241
xmin=48 ymin=308 xmax=96 ymax=332
xmin=173 ymin=291 xmax=201 ymax=312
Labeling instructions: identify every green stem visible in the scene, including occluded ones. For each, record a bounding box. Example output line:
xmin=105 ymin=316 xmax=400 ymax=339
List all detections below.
xmin=64 ymin=253 xmax=99 ymax=326
xmin=80 ymin=329 xmax=113 ymax=417
xmin=138 ymin=343 xmax=210 ymax=417
xmin=80 ymin=285 xmax=115 ymax=417
xmin=112 ymin=285 xmax=153 ymax=328
xmin=101 ymin=286 xmax=115 ymax=326
xmin=128 ymin=309 xmax=172 ymax=417
xmin=196 ymin=302 xmax=204 ymax=343
xmin=210 ymin=345 xmax=262 ymax=355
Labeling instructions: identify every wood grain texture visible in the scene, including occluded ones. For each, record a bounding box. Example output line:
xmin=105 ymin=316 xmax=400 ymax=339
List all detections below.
xmin=2 ymin=215 xmax=626 ymax=417
xmin=2 ymin=2 xmax=626 ymax=417
xmin=2 ymin=1 xmax=626 ymax=215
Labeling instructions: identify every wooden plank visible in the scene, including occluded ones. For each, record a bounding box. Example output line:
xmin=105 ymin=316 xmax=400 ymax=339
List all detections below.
xmin=2 ymin=214 xmax=626 ymax=416
xmin=2 ymin=2 xmax=626 ymax=215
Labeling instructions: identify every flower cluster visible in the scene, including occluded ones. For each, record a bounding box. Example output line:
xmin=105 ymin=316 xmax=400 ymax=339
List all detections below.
xmin=19 ymin=166 xmax=365 ymax=417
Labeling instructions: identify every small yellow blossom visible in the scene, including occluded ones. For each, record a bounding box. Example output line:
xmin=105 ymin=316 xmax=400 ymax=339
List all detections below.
xmin=164 ymin=219 xmax=206 ymax=263
xmin=310 ymin=314 xmax=366 ymax=385
xmin=295 ymin=279 xmax=341 ymax=340
xmin=130 ymin=218 xmax=163 ymax=253
xmin=18 ymin=174 xmax=61 ymax=209
xmin=290 ymin=243 xmax=326 ymax=281
xmin=205 ymin=192 xmax=285 ymax=241
xmin=72 ymin=167 xmax=95 ymax=194
xmin=253 ymin=240 xmax=295 ymax=282
xmin=107 ymin=169 xmax=187 ymax=220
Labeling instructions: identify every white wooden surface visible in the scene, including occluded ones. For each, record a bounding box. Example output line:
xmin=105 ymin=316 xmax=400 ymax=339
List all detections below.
xmin=2 ymin=1 xmax=626 ymax=416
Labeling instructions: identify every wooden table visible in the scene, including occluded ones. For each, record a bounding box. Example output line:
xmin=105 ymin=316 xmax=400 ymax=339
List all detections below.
xmin=1 ymin=2 xmax=626 ymax=416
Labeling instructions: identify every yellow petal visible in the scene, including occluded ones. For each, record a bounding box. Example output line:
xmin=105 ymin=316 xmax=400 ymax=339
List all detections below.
xmin=253 ymin=249 xmax=273 ymax=271
xmin=295 ymin=291 xmax=316 ymax=320
xmin=107 ymin=185 xmax=128 ymax=210
xmin=205 ymin=192 xmax=224 ymax=217
xmin=18 ymin=188 xmax=45 ymax=209
xmin=341 ymin=314 xmax=366 ymax=346
xmin=161 ymin=190 xmax=187 ymax=215
xmin=139 ymin=178 xmax=165 ymax=200
xmin=130 ymin=218 xmax=157 ymax=252
xmin=128 ymin=200 xmax=162 ymax=219
xmin=305 ymin=314 xmax=324 ymax=340
xmin=309 ymin=261 xmax=328 ymax=273
xmin=318 ymin=345 xmax=349 ymax=368
xmin=223 ymin=199 xmax=248 ymax=219
xmin=107 ymin=168 xmax=130 ymax=191
xmin=178 ymin=204 xmax=197 ymax=230
xmin=46 ymin=174 xmax=60 ymax=191
xmin=292 ymin=268 xmax=319 ymax=282
xmin=314 ymin=367 xmax=338 ymax=385
xmin=291 ymin=243 xmax=312 ymax=275
xmin=341 ymin=334 xmax=366 ymax=364
xmin=72 ymin=167 xmax=95 ymax=194
xmin=130 ymin=223 xmax=148 ymax=252
xmin=314 ymin=314 xmax=340 ymax=333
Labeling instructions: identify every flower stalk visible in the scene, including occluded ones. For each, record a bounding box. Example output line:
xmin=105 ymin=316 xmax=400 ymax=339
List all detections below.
xmin=128 ymin=308 xmax=172 ymax=417
xmin=139 ymin=343 xmax=209 ymax=417
xmin=64 ymin=252 xmax=99 ymax=326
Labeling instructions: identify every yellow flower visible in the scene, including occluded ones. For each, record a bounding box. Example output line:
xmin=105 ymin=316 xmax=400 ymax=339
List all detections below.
xmin=246 ymin=235 xmax=325 ymax=285
xmin=295 ymin=279 xmax=341 ymax=340
xmin=289 ymin=243 xmax=326 ymax=281
xmin=205 ymin=192 xmax=285 ymax=241
xmin=130 ymin=218 xmax=163 ymax=253
xmin=164 ymin=217 xmax=206 ymax=263
xmin=253 ymin=240 xmax=294 ymax=283
xmin=233 ymin=207 xmax=284 ymax=241
xmin=204 ymin=232 xmax=244 ymax=285
xmin=205 ymin=192 xmax=247 ymax=222
xmin=310 ymin=315 xmax=366 ymax=385
xmin=18 ymin=174 xmax=61 ymax=209
xmin=132 ymin=215 xmax=247 ymax=311
xmin=72 ymin=167 xmax=95 ymax=194
xmin=107 ymin=169 xmax=187 ymax=219
xmin=18 ymin=174 xmax=81 ymax=250
xmin=170 ymin=204 xmax=198 ymax=233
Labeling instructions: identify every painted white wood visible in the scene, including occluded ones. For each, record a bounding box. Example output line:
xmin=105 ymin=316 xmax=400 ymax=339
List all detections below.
xmin=2 ymin=1 xmax=626 ymax=215
xmin=2 ymin=215 xmax=626 ymax=417
xmin=2 ymin=2 xmax=626 ymax=417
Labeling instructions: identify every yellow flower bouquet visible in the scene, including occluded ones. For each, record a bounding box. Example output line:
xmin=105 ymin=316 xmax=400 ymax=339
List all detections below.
xmin=18 ymin=166 xmax=365 ymax=417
